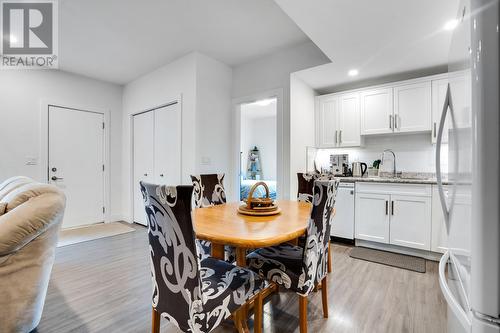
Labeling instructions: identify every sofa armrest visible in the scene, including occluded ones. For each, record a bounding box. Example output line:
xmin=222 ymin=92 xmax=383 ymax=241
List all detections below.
xmin=0 ymin=192 xmax=65 ymax=256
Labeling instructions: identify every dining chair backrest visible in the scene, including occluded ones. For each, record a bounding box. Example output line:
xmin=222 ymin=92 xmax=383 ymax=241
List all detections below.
xmin=140 ymin=182 xmax=204 ymax=332
xmin=297 ymin=173 xmax=316 ymax=203
xmin=299 ymin=179 xmax=339 ymax=295
xmin=190 ymin=174 xmax=226 ymax=208
xmin=297 ymin=173 xmax=336 ymax=203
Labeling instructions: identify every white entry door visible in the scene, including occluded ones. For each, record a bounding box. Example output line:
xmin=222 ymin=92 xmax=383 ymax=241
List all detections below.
xmin=48 ymin=106 xmax=105 ymax=228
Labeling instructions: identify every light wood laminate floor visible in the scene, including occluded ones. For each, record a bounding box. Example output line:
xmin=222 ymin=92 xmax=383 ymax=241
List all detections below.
xmin=37 ymin=223 xmax=447 ymax=333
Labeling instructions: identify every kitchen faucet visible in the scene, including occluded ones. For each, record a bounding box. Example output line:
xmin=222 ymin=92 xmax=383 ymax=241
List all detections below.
xmin=381 ymin=149 xmax=397 ymax=177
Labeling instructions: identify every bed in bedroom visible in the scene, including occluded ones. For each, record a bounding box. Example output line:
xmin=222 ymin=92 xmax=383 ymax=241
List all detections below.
xmin=240 ymin=179 xmax=277 ymax=201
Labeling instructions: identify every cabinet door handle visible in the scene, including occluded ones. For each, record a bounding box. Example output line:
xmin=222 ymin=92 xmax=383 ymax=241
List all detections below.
xmin=335 ymin=130 xmax=338 ymax=144
xmin=385 ymin=200 xmax=388 ymax=215
xmin=391 ymin=201 xmax=395 ymax=215
xmin=389 ymin=115 xmax=393 ymax=130
xmin=433 ymin=122 xmax=437 ymax=138
xmin=395 ymin=115 xmax=399 ymax=129
xmin=339 ymin=130 xmax=342 ymax=144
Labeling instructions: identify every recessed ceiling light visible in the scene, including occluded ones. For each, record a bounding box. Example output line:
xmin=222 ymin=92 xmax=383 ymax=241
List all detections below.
xmin=348 ymin=69 xmax=359 ymax=77
xmin=443 ymin=19 xmax=459 ymax=31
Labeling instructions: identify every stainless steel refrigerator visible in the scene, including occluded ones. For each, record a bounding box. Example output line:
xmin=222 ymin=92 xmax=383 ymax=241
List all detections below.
xmin=436 ymin=0 xmax=500 ymax=332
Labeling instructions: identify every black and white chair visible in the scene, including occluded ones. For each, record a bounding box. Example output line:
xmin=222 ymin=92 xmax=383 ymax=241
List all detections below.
xmin=296 ymin=173 xmax=337 ymax=273
xmin=141 ymin=182 xmax=266 ymax=333
xmin=247 ymin=179 xmax=339 ymax=333
xmin=297 ymin=172 xmax=337 ymax=203
xmin=296 ymin=172 xmax=317 ymax=203
xmin=191 ymin=173 xmax=227 ymax=208
xmin=190 ymin=174 xmax=236 ymax=263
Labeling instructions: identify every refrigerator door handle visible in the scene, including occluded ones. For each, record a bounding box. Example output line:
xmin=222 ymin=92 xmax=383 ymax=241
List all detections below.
xmin=436 ymin=84 xmax=452 ymax=233
xmin=439 ymin=251 xmax=472 ymax=330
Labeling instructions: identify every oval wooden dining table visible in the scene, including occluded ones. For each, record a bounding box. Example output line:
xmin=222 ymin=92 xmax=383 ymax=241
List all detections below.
xmin=193 ymin=200 xmax=312 ymax=267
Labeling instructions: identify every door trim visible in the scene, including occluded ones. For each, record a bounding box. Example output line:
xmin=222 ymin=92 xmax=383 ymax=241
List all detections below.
xmin=231 ymin=88 xmax=284 ymax=201
xmin=40 ymin=100 xmax=112 ymax=222
xmin=129 ymin=97 xmax=182 ymax=224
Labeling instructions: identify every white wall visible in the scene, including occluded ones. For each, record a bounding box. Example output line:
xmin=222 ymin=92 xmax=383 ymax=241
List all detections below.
xmin=314 ymin=133 xmax=448 ymax=174
xmin=0 ymin=70 xmax=123 ymax=220
xmin=232 ymin=41 xmax=330 ymax=198
xmin=290 ymin=74 xmax=317 ymax=199
xmin=122 ymin=52 xmax=233 ymax=221
xmin=240 ymin=103 xmax=277 ymax=181
xmin=195 ymin=53 xmax=233 ymax=185
xmin=122 ymin=53 xmax=197 ymax=221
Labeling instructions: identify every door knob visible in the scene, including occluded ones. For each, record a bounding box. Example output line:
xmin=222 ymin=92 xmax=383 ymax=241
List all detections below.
xmin=51 ymin=176 xmax=63 ymax=181
xmin=160 ymin=174 xmax=164 ymax=177
xmin=144 ymin=173 xmax=148 ymax=177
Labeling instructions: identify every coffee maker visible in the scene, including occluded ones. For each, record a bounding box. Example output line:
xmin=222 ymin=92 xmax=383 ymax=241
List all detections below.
xmin=330 ymin=154 xmax=351 ymax=176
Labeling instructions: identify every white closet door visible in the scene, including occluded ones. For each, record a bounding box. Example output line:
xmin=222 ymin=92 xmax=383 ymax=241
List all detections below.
xmin=133 ymin=111 xmax=154 ymax=225
xmin=154 ymin=103 xmax=181 ymax=185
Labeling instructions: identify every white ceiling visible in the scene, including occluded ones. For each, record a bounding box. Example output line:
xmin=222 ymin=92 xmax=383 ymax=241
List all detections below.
xmin=59 ymin=0 xmax=310 ymax=84
xmin=275 ymin=0 xmax=460 ymax=89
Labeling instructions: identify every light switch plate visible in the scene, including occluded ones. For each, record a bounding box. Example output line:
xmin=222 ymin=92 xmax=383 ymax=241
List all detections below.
xmin=25 ymin=157 xmax=38 ymax=165
xmin=201 ymin=156 xmax=211 ymax=165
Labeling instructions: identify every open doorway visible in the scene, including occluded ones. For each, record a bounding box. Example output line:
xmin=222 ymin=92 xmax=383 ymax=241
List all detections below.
xmin=239 ymin=98 xmax=277 ymax=201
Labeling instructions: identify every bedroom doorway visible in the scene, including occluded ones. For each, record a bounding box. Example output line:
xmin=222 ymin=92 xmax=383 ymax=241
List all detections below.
xmin=239 ymin=98 xmax=278 ymax=201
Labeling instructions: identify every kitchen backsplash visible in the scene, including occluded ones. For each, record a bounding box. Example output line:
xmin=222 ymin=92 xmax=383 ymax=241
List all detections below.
xmin=313 ymin=133 xmax=448 ymax=174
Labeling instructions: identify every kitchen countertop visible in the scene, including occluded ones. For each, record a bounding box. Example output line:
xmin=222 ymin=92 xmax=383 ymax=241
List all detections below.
xmin=337 ymin=176 xmax=450 ymax=185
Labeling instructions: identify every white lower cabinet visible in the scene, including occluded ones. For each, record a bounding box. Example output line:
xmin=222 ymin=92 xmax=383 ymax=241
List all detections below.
xmin=355 ymin=183 xmax=432 ymax=251
xmin=390 ymin=195 xmax=431 ymax=250
xmin=431 ymin=185 xmax=449 ymax=253
xmin=355 ymin=192 xmax=390 ymax=243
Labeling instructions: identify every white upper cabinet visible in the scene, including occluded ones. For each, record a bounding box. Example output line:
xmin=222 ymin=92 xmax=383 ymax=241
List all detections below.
xmin=393 ymin=81 xmax=431 ymax=133
xmin=338 ymin=92 xmax=361 ymax=147
xmin=316 ymin=93 xmax=361 ymax=147
xmin=431 ymin=78 xmax=450 ymax=144
xmin=315 ymin=73 xmax=454 ymax=142
xmin=360 ymin=88 xmax=393 ymax=135
xmin=316 ymin=95 xmax=339 ymax=147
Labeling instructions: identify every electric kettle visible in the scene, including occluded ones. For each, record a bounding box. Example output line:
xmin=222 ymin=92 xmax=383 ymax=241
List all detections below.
xmin=352 ymin=162 xmax=367 ymax=177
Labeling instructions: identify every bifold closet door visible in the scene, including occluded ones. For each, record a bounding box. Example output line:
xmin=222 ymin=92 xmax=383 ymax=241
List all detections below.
xmin=133 ymin=111 xmax=154 ymax=225
xmin=154 ymin=103 xmax=181 ymax=185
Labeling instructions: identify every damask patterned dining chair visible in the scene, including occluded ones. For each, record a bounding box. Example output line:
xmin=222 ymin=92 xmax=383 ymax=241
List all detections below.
xmin=247 ymin=179 xmax=339 ymax=333
xmin=140 ymin=182 xmax=266 ymax=333
xmin=296 ymin=172 xmax=316 ymax=203
xmin=297 ymin=173 xmax=336 ymax=273
xmin=190 ymin=173 xmax=235 ymax=262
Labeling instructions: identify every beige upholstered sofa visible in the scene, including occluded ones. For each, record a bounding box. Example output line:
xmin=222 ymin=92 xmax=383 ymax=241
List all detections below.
xmin=0 ymin=176 xmax=66 ymax=333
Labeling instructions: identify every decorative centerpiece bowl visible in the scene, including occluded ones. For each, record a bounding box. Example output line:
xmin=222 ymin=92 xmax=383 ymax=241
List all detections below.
xmin=238 ymin=181 xmax=281 ymax=216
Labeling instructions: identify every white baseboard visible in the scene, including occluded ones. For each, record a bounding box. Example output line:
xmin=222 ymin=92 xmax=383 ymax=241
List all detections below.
xmin=107 ymin=215 xmax=132 ymax=223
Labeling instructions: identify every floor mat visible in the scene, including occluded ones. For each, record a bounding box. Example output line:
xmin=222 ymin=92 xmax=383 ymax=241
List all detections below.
xmin=349 ymin=247 xmax=426 ymax=273
xmin=57 ymin=222 xmax=135 ymax=247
